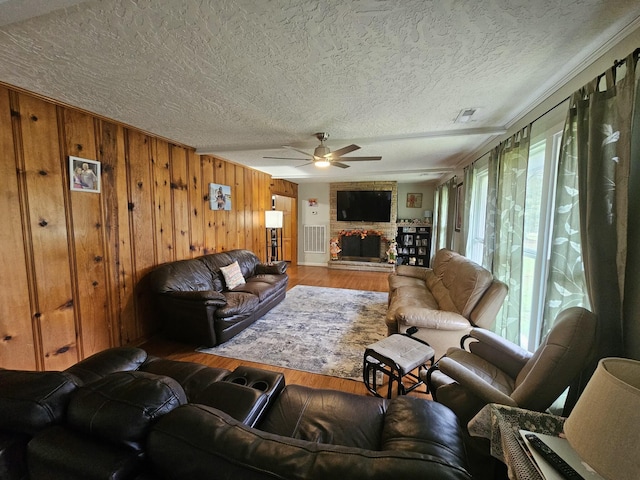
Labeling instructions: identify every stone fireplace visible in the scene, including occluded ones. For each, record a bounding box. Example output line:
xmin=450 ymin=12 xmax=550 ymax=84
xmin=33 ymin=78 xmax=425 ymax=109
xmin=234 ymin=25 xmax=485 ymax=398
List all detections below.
xmin=328 ymin=181 xmax=398 ymax=270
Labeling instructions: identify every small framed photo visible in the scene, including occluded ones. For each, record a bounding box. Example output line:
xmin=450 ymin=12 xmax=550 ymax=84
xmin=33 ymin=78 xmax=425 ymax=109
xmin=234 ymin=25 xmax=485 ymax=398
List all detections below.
xmin=209 ymin=183 xmax=232 ymax=211
xmin=69 ymin=156 xmax=100 ymax=193
xmin=406 ymin=193 xmax=422 ymax=208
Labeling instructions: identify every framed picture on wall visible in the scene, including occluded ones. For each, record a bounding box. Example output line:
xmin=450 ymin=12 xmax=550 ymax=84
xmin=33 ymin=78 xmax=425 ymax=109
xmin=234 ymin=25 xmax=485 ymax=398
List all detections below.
xmin=209 ymin=183 xmax=232 ymax=211
xmin=406 ymin=193 xmax=422 ymax=208
xmin=69 ymin=156 xmax=100 ymax=193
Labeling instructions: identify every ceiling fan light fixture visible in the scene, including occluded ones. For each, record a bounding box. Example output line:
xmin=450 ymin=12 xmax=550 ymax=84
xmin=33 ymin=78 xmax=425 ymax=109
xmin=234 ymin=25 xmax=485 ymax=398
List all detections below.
xmin=314 ymin=159 xmax=331 ymax=168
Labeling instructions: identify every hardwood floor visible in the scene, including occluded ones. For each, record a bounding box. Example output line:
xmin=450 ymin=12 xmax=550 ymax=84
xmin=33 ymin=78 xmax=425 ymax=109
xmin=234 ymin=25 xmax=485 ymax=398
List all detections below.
xmin=141 ymin=265 xmax=430 ymax=398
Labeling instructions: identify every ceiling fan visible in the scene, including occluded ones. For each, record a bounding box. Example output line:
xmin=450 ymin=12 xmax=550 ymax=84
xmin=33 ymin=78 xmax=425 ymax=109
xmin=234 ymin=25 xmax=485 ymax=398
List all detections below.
xmin=263 ymin=132 xmax=382 ymax=168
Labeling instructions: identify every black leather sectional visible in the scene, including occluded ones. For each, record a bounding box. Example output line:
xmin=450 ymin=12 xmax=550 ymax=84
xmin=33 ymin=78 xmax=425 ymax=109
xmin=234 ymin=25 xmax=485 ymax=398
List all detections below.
xmin=0 ymin=347 xmax=472 ymax=479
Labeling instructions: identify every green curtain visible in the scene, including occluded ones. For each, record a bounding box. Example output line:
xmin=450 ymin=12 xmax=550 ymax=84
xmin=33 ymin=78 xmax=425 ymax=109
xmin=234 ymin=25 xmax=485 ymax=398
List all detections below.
xmin=461 ymin=164 xmax=474 ymax=255
xmin=482 ymin=148 xmax=499 ymax=271
xmin=492 ymin=127 xmax=531 ymax=343
xmin=543 ymin=50 xmax=638 ymax=362
xmin=541 ymin=105 xmax=590 ymax=333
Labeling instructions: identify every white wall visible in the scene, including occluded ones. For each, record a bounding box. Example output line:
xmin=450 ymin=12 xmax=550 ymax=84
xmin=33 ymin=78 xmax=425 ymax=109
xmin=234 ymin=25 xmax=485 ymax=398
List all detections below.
xmin=297 ymin=181 xmax=435 ymax=265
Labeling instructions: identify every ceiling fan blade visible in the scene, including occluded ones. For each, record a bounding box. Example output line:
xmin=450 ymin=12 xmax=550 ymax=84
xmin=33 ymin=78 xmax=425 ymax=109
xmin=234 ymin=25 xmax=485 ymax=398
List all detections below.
xmin=328 ymin=144 xmax=360 ymax=158
xmin=283 ymin=146 xmax=313 ymax=157
xmin=331 ymin=162 xmax=351 ymax=169
xmin=263 ymin=156 xmax=309 ymax=161
xmin=338 ymin=156 xmax=382 ymax=162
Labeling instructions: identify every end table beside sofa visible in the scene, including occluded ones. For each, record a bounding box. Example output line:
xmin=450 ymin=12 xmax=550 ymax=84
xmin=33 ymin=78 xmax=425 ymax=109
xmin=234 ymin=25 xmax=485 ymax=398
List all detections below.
xmin=0 ymin=346 xmax=473 ymax=480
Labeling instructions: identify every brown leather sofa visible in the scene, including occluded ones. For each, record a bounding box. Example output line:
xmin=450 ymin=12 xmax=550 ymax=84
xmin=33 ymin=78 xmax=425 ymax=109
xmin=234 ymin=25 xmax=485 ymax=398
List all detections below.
xmin=147 ymin=249 xmax=288 ymax=346
xmin=386 ymin=249 xmax=508 ymax=360
xmin=0 ymin=347 xmax=472 ymax=480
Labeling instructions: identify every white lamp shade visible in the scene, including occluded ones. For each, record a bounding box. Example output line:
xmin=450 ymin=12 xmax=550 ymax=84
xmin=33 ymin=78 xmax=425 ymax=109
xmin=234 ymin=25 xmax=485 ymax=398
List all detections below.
xmin=265 ymin=210 xmax=283 ymax=229
xmin=564 ymin=357 xmax=640 ymax=480
xmin=423 ymin=210 xmax=433 ymax=218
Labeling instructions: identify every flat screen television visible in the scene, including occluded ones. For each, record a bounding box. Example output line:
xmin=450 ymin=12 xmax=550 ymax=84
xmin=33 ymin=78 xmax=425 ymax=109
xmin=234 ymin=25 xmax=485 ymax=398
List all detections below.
xmin=336 ymin=190 xmax=392 ymax=222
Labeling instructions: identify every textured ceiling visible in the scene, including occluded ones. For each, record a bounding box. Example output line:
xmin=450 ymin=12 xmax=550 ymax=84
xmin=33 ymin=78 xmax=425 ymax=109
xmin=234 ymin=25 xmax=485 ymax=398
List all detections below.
xmin=1 ymin=0 xmax=639 ymax=183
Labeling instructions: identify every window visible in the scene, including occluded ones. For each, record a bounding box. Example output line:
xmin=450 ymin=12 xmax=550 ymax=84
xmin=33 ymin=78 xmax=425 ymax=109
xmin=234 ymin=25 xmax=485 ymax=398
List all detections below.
xmin=519 ymin=131 xmax=562 ymax=349
xmin=467 ymin=166 xmax=488 ymax=265
xmin=463 ymin=105 xmax=568 ymax=350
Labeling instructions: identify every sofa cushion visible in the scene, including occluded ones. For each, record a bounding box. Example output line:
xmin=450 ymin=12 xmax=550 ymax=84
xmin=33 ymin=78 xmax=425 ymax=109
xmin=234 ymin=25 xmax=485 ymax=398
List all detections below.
xmin=67 ymin=371 xmax=187 ymax=451
xmin=149 ymin=259 xmax=219 ymax=293
xmin=220 ymin=261 xmax=246 ymax=289
xmin=258 ymin=385 xmax=388 ymax=450
xmin=216 ymin=292 xmax=260 ymax=318
xmin=27 ymin=425 xmax=147 ymax=480
xmin=147 ymin=403 xmax=473 ymax=480
xmin=138 ymin=357 xmax=230 ymax=401
xmin=64 ymin=346 xmax=148 ymax=385
xmin=0 ymin=371 xmax=78 ymax=435
xmin=427 ymin=252 xmax=493 ymax=317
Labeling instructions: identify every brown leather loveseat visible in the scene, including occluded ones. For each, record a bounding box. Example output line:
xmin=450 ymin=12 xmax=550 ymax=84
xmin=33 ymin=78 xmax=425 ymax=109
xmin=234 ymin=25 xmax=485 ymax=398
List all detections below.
xmin=147 ymin=249 xmax=288 ymax=347
xmin=386 ymin=248 xmax=508 ymax=360
xmin=0 ymin=347 xmax=473 ymax=480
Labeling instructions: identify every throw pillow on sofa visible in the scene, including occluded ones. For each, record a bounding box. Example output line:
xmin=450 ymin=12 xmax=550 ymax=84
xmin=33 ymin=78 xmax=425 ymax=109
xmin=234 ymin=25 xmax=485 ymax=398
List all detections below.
xmin=220 ymin=261 xmax=245 ymax=289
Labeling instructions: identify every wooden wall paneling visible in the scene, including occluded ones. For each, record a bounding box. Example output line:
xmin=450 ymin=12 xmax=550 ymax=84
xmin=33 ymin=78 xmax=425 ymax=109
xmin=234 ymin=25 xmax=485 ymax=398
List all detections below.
xmin=0 ymin=87 xmax=37 ymax=369
xmin=253 ymin=169 xmax=266 ymax=260
xmin=271 ymin=178 xmax=298 ymax=198
xmin=125 ymin=129 xmax=156 ymax=341
xmin=188 ymin=150 xmax=204 ymax=257
xmin=152 ymin=139 xmax=174 ymax=265
xmin=213 ymin=158 xmax=228 ymax=251
xmin=225 ymin=164 xmax=238 ymax=250
xmin=233 ymin=164 xmax=246 ymax=250
xmin=242 ymin=168 xmax=254 ymax=252
xmin=201 ymin=156 xmax=217 ymax=253
xmin=60 ymin=108 xmax=112 ymax=357
xmin=16 ymin=93 xmax=77 ymax=370
xmin=170 ymin=145 xmax=190 ymax=259
xmin=98 ymin=120 xmax=134 ymax=347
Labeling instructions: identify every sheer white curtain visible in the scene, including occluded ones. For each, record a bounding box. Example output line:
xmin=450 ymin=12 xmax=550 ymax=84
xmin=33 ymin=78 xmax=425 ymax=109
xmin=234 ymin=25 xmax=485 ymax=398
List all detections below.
xmin=432 ymin=177 xmax=456 ymax=251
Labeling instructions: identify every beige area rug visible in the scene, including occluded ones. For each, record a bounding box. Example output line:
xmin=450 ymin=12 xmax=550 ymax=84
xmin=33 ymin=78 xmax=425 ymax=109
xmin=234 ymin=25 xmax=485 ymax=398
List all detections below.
xmin=198 ymin=285 xmax=388 ymax=380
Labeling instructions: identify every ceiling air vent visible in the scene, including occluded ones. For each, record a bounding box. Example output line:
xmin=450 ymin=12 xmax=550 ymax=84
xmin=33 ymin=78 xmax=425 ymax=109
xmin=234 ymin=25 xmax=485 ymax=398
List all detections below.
xmin=455 ymin=108 xmax=477 ymax=124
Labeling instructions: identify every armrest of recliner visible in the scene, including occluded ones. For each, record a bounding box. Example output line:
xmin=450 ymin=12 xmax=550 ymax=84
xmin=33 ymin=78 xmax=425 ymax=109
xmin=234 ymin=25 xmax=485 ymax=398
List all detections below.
xmin=393 ymin=265 xmax=431 ymax=280
xmin=396 ymin=308 xmax=471 ymax=331
xmin=436 ymin=357 xmax=518 ymax=407
xmin=466 ymin=328 xmax=532 ymax=378
xmin=162 ymin=290 xmax=227 ymax=306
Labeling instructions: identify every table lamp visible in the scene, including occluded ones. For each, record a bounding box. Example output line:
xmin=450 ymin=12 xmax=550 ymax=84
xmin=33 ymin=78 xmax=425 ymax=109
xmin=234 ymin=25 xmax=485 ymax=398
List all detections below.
xmin=563 ymin=357 xmax=640 ymax=480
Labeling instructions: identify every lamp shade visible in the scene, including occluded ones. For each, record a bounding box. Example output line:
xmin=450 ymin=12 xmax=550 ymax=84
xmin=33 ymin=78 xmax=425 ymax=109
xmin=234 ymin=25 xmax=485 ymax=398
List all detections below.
xmin=423 ymin=210 xmax=433 ymax=218
xmin=265 ymin=210 xmax=283 ymax=229
xmin=564 ymin=357 xmax=640 ymax=480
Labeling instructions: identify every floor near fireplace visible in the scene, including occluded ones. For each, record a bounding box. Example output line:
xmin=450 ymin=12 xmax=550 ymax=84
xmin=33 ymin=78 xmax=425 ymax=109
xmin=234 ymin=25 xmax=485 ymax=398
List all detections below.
xmin=328 ymin=260 xmax=395 ymax=272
